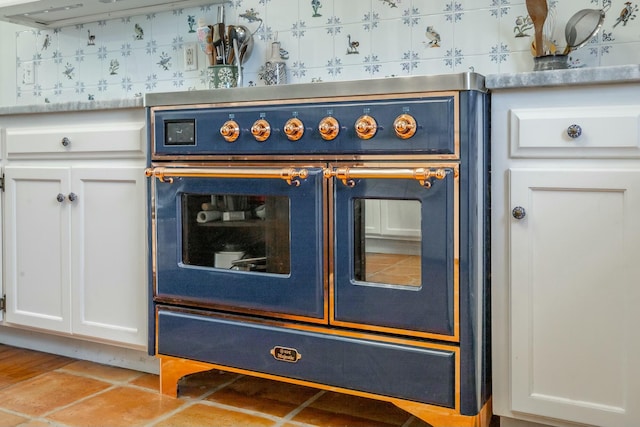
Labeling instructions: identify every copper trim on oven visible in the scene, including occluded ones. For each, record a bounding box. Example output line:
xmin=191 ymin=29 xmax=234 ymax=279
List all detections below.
xmin=149 ymin=90 xmax=459 ymax=113
xmin=325 ymin=165 xmax=454 ymax=188
xmin=145 ymin=166 xmax=309 ymax=186
xmin=328 ymin=162 xmax=461 ymax=343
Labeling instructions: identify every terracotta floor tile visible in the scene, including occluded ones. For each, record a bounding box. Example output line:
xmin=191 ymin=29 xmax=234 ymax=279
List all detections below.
xmin=205 ymin=375 xmax=320 ymax=417
xmin=0 ymin=345 xmax=73 ymax=389
xmin=129 ymin=372 xmax=160 ymax=391
xmin=47 ymin=386 xmax=185 ymax=427
xmin=0 ymin=371 xmax=110 ymax=417
xmin=291 ymin=391 xmax=412 ymax=427
xmin=152 ymin=402 xmax=276 ymax=427
xmin=0 ymin=409 xmax=29 ymax=427
xmin=8 ymin=421 xmax=50 ymax=427
xmin=178 ymin=370 xmax=241 ymax=398
xmin=61 ymin=360 xmax=142 ymax=383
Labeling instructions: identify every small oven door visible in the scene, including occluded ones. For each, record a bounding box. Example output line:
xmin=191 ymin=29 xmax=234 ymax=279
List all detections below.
xmin=150 ymin=165 xmax=326 ymax=320
xmin=331 ymin=163 xmax=458 ymax=340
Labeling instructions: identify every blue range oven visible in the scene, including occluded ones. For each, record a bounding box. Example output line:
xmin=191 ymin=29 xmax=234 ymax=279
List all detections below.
xmin=145 ymin=74 xmax=491 ymax=426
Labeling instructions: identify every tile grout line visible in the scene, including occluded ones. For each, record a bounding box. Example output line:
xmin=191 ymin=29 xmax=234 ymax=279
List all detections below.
xmin=141 ymin=373 xmax=246 ymax=427
xmin=271 ymin=389 xmax=328 ymax=427
xmin=401 ymin=415 xmax=419 ymax=427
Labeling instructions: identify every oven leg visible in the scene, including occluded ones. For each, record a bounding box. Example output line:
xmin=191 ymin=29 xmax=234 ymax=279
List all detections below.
xmin=157 ymin=355 xmax=492 ymax=426
xmin=391 ymin=397 xmax=493 ymax=427
xmin=158 ymin=356 xmax=217 ymax=397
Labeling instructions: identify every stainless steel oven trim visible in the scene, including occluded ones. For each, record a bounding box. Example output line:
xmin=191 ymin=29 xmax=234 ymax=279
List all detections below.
xmin=144 ymin=73 xmax=486 ymax=108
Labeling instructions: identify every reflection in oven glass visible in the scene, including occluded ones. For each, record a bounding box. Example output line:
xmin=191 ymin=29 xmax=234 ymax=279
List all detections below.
xmin=181 ymin=193 xmax=290 ymax=274
xmin=354 ymin=199 xmax=421 ymax=287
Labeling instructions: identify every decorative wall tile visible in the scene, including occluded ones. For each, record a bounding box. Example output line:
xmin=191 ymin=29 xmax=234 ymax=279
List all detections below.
xmin=12 ymin=0 xmax=640 ymax=105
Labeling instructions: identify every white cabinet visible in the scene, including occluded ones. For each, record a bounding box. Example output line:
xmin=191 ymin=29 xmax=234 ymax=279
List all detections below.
xmin=492 ymin=84 xmax=640 ymax=427
xmin=69 ymin=167 xmax=146 ymax=344
xmin=1 ymin=110 xmax=147 ymax=349
xmin=4 ymin=166 xmax=70 ymax=333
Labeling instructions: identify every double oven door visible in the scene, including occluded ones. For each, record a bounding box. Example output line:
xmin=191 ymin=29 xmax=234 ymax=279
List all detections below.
xmin=150 ymin=161 xmax=458 ymax=339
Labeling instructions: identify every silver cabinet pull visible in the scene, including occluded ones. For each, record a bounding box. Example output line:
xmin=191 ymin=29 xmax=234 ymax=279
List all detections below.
xmin=567 ymin=124 xmax=582 ymax=139
xmin=56 ymin=193 xmax=65 ymax=203
xmin=512 ymin=206 xmax=526 ymax=220
xmin=68 ymin=193 xmax=78 ymax=202
xmin=61 ymin=137 xmax=71 ymax=147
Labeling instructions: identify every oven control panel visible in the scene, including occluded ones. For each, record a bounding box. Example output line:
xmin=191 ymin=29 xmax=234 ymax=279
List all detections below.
xmin=152 ymin=95 xmax=458 ymax=158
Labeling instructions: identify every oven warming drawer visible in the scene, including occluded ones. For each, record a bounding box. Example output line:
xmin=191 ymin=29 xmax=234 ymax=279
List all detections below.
xmin=157 ymin=307 xmax=457 ymax=408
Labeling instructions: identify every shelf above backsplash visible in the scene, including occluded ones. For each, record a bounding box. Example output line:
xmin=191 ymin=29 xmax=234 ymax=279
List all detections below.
xmin=0 ymin=0 xmax=227 ymax=28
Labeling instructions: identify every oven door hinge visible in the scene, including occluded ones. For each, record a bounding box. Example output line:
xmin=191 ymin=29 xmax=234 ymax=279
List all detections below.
xmin=0 ymin=295 xmax=5 ymax=312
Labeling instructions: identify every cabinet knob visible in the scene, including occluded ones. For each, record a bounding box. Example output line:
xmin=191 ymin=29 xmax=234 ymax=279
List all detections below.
xmin=512 ymin=206 xmax=526 ymax=220
xmin=68 ymin=192 xmax=78 ymax=202
xmin=56 ymin=193 xmax=65 ymax=203
xmin=61 ymin=137 xmax=71 ymax=147
xmin=567 ymin=124 xmax=582 ymax=139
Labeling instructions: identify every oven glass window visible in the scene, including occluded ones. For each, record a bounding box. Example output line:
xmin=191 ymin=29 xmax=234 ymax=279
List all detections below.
xmin=353 ymin=199 xmax=421 ymax=287
xmin=181 ymin=193 xmax=290 ymax=274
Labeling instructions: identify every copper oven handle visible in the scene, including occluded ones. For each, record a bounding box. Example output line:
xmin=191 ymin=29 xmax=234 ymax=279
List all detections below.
xmin=324 ymin=166 xmax=456 ymax=188
xmin=144 ymin=167 xmax=308 ymax=186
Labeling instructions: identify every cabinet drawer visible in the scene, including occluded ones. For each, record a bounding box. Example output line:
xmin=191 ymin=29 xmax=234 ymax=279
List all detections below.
xmin=510 ymin=105 xmax=640 ymax=158
xmin=6 ymin=122 xmax=145 ymax=159
xmin=157 ymin=307 xmax=457 ymax=408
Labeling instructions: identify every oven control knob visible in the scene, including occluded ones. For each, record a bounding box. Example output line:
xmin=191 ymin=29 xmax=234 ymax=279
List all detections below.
xmin=318 ymin=116 xmax=339 ymax=141
xmin=283 ymin=117 xmax=304 ymax=141
xmin=220 ymin=120 xmax=240 ymax=142
xmin=251 ymin=119 xmax=271 ymax=142
xmin=393 ymin=114 xmax=417 ymax=139
xmin=355 ymin=115 xmax=378 ymax=140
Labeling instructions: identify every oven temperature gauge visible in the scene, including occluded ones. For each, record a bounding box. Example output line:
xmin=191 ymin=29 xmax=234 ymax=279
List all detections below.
xmin=251 ymin=119 xmax=271 ymax=142
xmin=393 ymin=114 xmax=417 ymax=139
xmin=283 ymin=117 xmax=304 ymax=141
xmin=220 ymin=120 xmax=240 ymax=142
xmin=318 ymin=116 xmax=340 ymax=141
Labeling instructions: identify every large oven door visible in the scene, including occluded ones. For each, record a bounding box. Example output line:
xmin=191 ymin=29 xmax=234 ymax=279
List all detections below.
xmin=150 ymin=165 xmax=326 ymax=320
xmin=331 ymin=163 xmax=458 ymax=340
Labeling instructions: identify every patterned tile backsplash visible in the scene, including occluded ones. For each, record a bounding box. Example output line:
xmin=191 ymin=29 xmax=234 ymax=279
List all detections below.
xmin=14 ymin=0 xmax=640 ymax=104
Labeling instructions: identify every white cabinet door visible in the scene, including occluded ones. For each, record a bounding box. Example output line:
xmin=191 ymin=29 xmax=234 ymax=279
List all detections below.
xmin=4 ymin=166 xmax=71 ymax=333
xmin=509 ymin=168 xmax=640 ymax=427
xmin=70 ymin=166 xmax=147 ymax=347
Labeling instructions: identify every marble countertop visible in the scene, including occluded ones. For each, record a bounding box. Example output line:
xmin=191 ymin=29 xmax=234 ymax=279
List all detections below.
xmin=0 ymin=97 xmax=143 ymax=116
xmin=485 ymin=64 xmax=640 ymax=90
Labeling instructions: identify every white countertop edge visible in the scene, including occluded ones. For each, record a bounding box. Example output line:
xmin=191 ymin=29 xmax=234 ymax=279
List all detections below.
xmin=486 ymin=64 xmax=640 ymax=90
xmin=0 ymin=98 xmax=144 ymax=116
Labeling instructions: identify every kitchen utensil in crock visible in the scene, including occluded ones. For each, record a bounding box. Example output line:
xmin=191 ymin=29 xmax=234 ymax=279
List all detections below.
xmin=227 ymin=26 xmax=243 ymax=87
xmin=526 ymin=0 xmax=548 ymax=57
xmin=562 ymin=5 xmax=608 ymax=55
xmin=235 ymin=25 xmax=254 ymax=65
xmin=542 ymin=1 xmax=557 ymax=55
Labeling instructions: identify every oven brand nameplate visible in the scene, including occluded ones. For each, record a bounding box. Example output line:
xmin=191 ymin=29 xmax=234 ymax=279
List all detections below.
xmin=270 ymin=346 xmax=302 ymax=363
